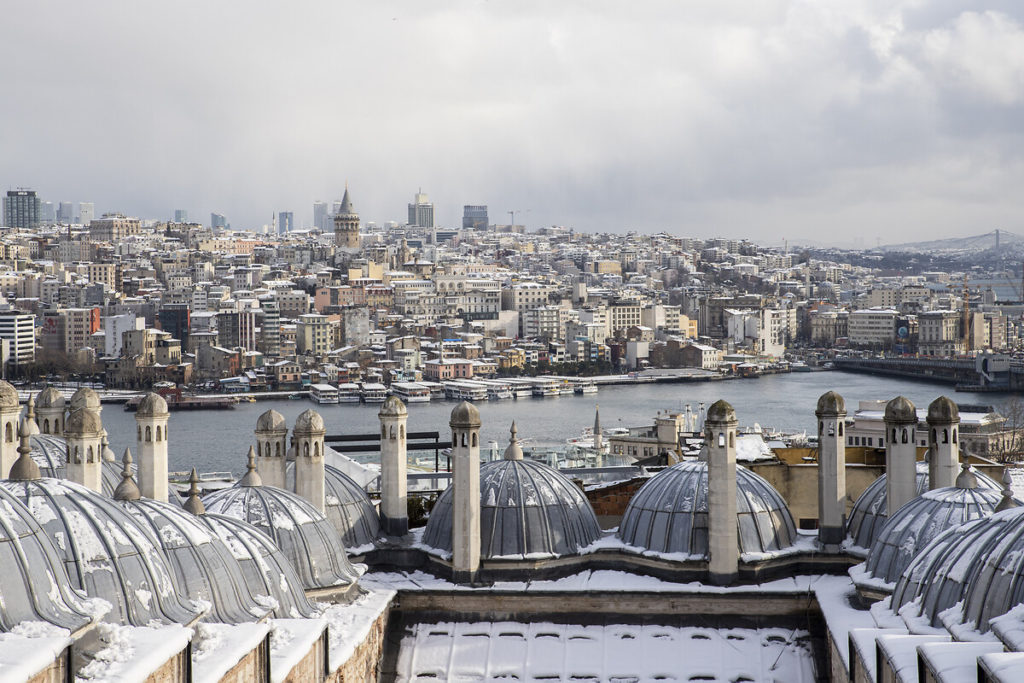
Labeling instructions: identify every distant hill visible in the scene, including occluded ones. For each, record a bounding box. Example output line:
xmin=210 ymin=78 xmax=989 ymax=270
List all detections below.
xmin=880 ymin=230 xmax=1024 ymax=253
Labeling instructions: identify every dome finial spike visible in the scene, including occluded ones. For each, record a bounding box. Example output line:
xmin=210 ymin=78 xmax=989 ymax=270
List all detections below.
xmin=954 ymin=460 xmax=977 ymax=489
xmin=8 ymin=420 xmax=41 ymax=481
xmin=113 ymin=448 xmax=141 ymax=501
xmin=510 ymin=421 xmax=517 ymax=440
xmin=996 ymin=467 xmax=1019 ymax=512
xmin=239 ymin=445 xmax=263 ymax=487
xmin=183 ymin=468 xmax=206 ymax=515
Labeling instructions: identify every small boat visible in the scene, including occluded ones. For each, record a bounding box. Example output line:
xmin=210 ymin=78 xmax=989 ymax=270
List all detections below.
xmin=288 ymin=393 xmax=305 ymax=400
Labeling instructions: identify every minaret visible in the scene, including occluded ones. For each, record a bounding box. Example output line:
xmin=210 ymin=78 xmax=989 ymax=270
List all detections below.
xmin=705 ymin=399 xmax=738 ymax=585
xmin=884 ymin=396 xmax=918 ymax=514
xmin=592 ymin=405 xmax=603 ymax=451
xmin=379 ymin=396 xmax=409 ymax=536
xmin=255 ymin=409 xmax=288 ymax=489
xmin=0 ymin=381 xmax=20 ymax=478
xmin=135 ymin=392 xmax=170 ymax=502
xmin=927 ymin=396 xmax=960 ymax=490
xmin=65 ymin=408 xmax=104 ymax=492
xmin=815 ymin=391 xmax=847 ymax=549
xmin=35 ymin=386 xmax=66 ymax=436
xmin=23 ymin=395 xmax=40 ymax=436
xmin=293 ymin=409 xmax=326 ymax=513
xmin=333 ymin=185 xmax=361 ymax=251
xmin=450 ymin=401 xmax=481 ymax=584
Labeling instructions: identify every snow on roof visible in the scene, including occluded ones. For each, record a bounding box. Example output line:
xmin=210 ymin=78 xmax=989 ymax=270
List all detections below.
xmin=735 ymin=433 xmax=776 ymax=462
xmin=76 ymin=623 xmax=192 ymax=682
xmin=269 ymin=619 xmax=327 ymax=683
xmin=321 ymin=588 xmax=395 ymax=672
xmin=191 ymin=622 xmax=270 ymax=683
xmin=0 ymin=628 xmax=72 ymax=682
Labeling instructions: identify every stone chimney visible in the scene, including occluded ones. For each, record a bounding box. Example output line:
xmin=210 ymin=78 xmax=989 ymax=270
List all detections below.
xmin=927 ymin=396 xmax=960 ymax=490
xmin=706 ymin=399 xmax=738 ymax=585
xmin=450 ymin=401 xmax=481 ymax=584
xmin=135 ymin=392 xmax=170 ymax=502
xmin=884 ymin=396 xmax=918 ymax=514
xmin=293 ymin=409 xmax=326 ymax=513
xmin=379 ymin=396 xmax=409 ymax=536
xmin=254 ymin=409 xmax=288 ymax=490
xmin=815 ymin=391 xmax=847 ymax=549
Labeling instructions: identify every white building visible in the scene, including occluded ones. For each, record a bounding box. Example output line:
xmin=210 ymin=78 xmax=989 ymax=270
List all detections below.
xmin=0 ymin=310 xmax=35 ymax=365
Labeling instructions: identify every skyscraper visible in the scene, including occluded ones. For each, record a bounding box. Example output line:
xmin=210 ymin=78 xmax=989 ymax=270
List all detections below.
xmin=39 ymin=201 xmax=56 ymax=224
xmin=278 ymin=211 xmax=294 ymax=234
xmin=3 ymin=190 xmax=40 ymax=229
xmin=408 ymin=190 xmax=434 ymax=228
xmin=174 ymin=209 xmax=189 ymax=223
xmin=57 ymin=201 xmax=74 ymax=224
xmin=78 ymin=202 xmax=95 ymax=225
xmin=463 ymin=205 xmax=488 ymax=230
xmin=313 ymin=201 xmax=328 ymax=231
xmin=210 ymin=212 xmax=227 ymax=229
xmin=333 ymin=186 xmax=360 ymax=251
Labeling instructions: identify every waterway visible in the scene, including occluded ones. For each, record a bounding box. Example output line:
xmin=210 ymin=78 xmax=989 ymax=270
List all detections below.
xmin=86 ymin=371 xmax=1017 ymax=477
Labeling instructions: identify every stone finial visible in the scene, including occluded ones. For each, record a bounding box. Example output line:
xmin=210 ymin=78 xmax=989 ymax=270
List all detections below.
xmin=996 ymin=468 xmax=1019 ymax=512
xmin=503 ymin=422 xmax=523 ymax=461
xmin=239 ymin=446 xmax=263 ymax=487
xmin=183 ymin=468 xmax=205 ymax=515
xmin=113 ymin=448 xmax=141 ymax=501
xmin=954 ymin=461 xmax=977 ymax=489
xmin=8 ymin=421 xmax=40 ymax=481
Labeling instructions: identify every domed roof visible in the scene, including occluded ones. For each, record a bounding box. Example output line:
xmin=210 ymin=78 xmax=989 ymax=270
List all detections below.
xmin=121 ymin=497 xmax=271 ymax=624
xmin=927 ymin=396 xmax=959 ymax=424
xmin=36 ymin=386 xmax=65 ymax=410
xmin=816 ymin=391 xmax=846 ymax=416
xmin=293 ymin=409 xmax=325 ymax=434
xmin=502 ymin=422 xmax=524 ymax=461
xmin=0 ymin=480 xmax=94 ymax=632
xmin=135 ymin=392 xmax=169 ymax=418
xmin=0 ymin=477 xmax=199 ymax=626
xmin=69 ymin=387 xmax=101 ymax=412
xmin=0 ymin=380 xmax=19 ymax=408
xmin=286 ymin=462 xmax=380 ymax=550
xmin=379 ymin=396 xmax=407 ymax=417
xmin=422 ymin=458 xmax=601 ymax=559
xmin=617 ymin=461 xmax=797 ymax=559
xmin=845 ymin=461 xmax=1000 ymax=551
xmin=706 ymin=399 xmax=737 ymax=424
xmin=891 ymin=508 xmax=1024 ymax=633
xmin=197 ymin=513 xmax=318 ymax=619
xmin=885 ymin=396 xmax=917 ymax=424
xmin=24 ymin=433 xmax=133 ymax=498
xmin=65 ymin=408 xmax=102 ymax=436
xmin=202 ymin=484 xmax=359 ymax=591
xmin=255 ymin=409 xmax=287 ymax=433
xmin=861 ymin=478 xmax=1003 ymax=586
xmin=449 ymin=401 xmax=480 ymax=428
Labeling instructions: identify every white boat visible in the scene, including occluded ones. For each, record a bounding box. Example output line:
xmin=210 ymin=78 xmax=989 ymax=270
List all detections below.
xmin=336 ymin=383 xmax=362 ymax=403
xmin=309 ymin=383 xmax=339 ymax=404
xmin=505 ymin=379 xmax=535 ymax=399
xmin=444 ymin=381 xmax=488 ymax=401
xmin=418 ymin=381 xmax=447 ymax=399
xmin=530 ymin=378 xmax=561 ymax=397
xmin=361 ymin=383 xmax=387 ymax=403
xmin=573 ymin=378 xmax=598 ymax=395
xmin=475 ymin=379 xmax=514 ymax=400
xmin=391 ymin=382 xmax=431 ymax=403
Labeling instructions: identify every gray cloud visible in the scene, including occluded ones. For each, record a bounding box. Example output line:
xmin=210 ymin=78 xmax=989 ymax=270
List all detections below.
xmin=2 ymin=1 xmax=1024 ymax=243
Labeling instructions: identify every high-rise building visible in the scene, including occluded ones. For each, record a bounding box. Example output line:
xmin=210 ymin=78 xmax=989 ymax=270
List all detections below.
xmin=104 ymin=313 xmax=143 ymax=357
xmin=333 ymin=187 xmax=361 ymax=251
xmin=258 ymin=297 xmax=281 ymax=357
xmin=278 ymin=211 xmax=294 ymax=234
xmin=463 ymin=205 xmax=488 ymax=230
xmin=78 ymin=202 xmax=94 ymax=225
xmin=210 ymin=212 xmax=227 ymax=229
xmin=174 ymin=209 xmax=189 ymax=222
xmin=3 ymin=190 xmax=40 ymax=229
xmin=313 ymin=201 xmax=328 ymax=231
xmin=56 ymin=201 xmax=74 ymax=224
xmin=408 ymin=190 xmax=434 ymax=228
xmin=158 ymin=304 xmax=191 ymax=348
xmin=0 ymin=310 xmax=35 ymax=366
xmin=39 ymin=201 xmax=56 ymax=224
xmin=217 ymin=310 xmax=256 ymax=351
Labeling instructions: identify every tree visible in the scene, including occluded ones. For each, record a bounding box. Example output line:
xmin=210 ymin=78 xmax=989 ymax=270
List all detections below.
xmin=995 ymin=396 xmax=1024 ymax=463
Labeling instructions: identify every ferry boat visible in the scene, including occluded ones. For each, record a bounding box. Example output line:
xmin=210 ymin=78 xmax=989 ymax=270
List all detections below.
xmin=390 ymin=382 xmax=431 ymax=403
xmin=418 ymin=381 xmax=447 ymax=399
xmin=474 ymin=379 xmax=514 ymax=400
xmin=336 ymin=383 xmax=362 ymax=403
xmin=530 ymin=377 xmax=561 ymax=397
xmin=444 ymin=381 xmax=488 ymax=401
xmin=505 ymin=379 xmax=536 ymax=399
xmin=555 ymin=377 xmax=575 ymax=395
xmin=309 ymin=383 xmax=340 ymax=404
xmin=361 ymin=383 xmax=388 ymax=403
xmin=573 ymin=378 xmax=598 ymax=395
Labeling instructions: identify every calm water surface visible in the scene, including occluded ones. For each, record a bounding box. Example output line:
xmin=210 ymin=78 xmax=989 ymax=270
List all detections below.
xmin=91 ymin=372 xmax=1013 ymax=476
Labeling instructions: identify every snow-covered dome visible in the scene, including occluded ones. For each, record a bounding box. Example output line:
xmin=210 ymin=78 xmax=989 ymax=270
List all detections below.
xmin=0 ymin=477 xmax=199 ymax=626
xmin=845 ymin=461 xmax=1000 ymax=552
xmin=617 ymin=461 xmax=797 ymax=559
xmin=860 ymin=468 xmax=1004 ymax=586
xmin=890 ymin=505 xmax=1023 ymax=633
xmin=25 ymin=433 xmax=132 ymax=497
xmin=286 ymin=461 xmax=380 ymax=549
xmin=115 ymin=460 xmax=272 ymax=624
xmin=202 ymin=452 xmax=360 ymax=592
xmin=69 ymin=387 xmax=101 ymax=413
xmin=422 ymin=454 xmax=601 ymax=559
xmin=0 ymin=477 xmax=94 ymax=632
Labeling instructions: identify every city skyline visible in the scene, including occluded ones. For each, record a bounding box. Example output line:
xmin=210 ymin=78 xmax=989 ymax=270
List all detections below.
xmin=3 ymin=2 xmax=1024 ymax=241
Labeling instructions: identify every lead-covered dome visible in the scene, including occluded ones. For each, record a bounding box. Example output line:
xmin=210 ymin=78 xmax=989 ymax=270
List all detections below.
xmin=845 ymin=461 xmax=1000 ymax=552
xmin=202 ymin=476 xmax=360 ymax=592
xmin=293 ymin=409 xmax=325 ymax=434
xmin=422 ymin=459 xmax=601 ymax=559
xmin=816 ymin=391 xmax=846 ymax=416
xmin=927 ymin=396 xmax=959 ymax=424
xmin=0 ymin=481 xmax=94 ymax=632
xmin=617 ymin=461 xmax=797 ymax=559
xmin=135 ymin=392 xmax=168 ymax=418
xmin=885 ymin=396 xmax=917 ymax=424
xmin=121 ymin=497 xmax=271 ymax=624
xmin=25 ymin=433 xmax=132 ymax=498
xmin=379 ymin=396 xmax=407 ymax=417
xmin=0 ymin=478 xmax=199 ymax=626
xmin=255 ymin=409 xmax=287 ymax=433
xmin=858 ymin=473 xmax=1004 ymax=587
xmin=706 ymin=399 xmax=736 ymax=424
xmin=286 ymin=462 xmax=380 ymax=550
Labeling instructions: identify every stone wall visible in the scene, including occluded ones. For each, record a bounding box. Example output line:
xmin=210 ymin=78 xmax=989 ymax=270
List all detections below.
xmin=217 ymin=637 xmax=270 ymax=683
xmin=328 ymin=605 xmax=390 ymax=683
xmin=585 ymin=478 xmax=646 ymax=524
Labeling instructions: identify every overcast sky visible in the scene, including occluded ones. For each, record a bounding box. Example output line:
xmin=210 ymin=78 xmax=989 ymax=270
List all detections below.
xmin=3 ymin=1 xmax=1024 ymax=244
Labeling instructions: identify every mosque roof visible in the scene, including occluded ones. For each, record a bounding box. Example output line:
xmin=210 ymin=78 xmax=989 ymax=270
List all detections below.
xmin=285 ymin=462 xmax=380 ymax=550
xmin=25 ymin=433 xmax=132 ymax=498
xmin=617 ymin=461 xmax=797 ymax=559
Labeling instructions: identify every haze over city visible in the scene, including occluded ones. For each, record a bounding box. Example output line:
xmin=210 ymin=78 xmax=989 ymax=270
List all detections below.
xmin=3 ymin=1 xmax=1024 ymax=242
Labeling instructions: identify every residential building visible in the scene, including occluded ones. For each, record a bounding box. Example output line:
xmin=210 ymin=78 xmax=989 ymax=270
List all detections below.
xmin=0 ymin=310 xmax=35 ymax=365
